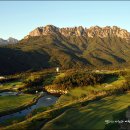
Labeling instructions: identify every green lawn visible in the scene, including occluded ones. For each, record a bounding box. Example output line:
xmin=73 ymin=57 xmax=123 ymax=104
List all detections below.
xmin=42 ymin=93 xmax=130 ymax=130
xmin=0 ymin=94 xmax=36 ymax=113
xmin=4 ymin=93 xmax=130 ymax=130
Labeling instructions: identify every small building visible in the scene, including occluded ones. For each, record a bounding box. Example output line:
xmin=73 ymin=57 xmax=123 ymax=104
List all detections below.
xmin=56 ymin=67 xmax=59 ymax=73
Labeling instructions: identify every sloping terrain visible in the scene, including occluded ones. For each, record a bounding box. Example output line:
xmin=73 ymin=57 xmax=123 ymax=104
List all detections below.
xmin=0 ymin=25 xmax=130 ymax=74
xmin=42 ymin=93 xmax=130 ymax=130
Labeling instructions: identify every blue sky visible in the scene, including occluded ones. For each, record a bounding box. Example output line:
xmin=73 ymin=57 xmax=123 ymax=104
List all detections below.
xmin=0 ymin=1 xmax=130 ymax=40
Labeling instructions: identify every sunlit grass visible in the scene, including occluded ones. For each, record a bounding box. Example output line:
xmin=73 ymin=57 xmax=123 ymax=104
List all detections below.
xmin=42 ymin=93 xmax=130 ymax=130
xmin=0 ymin=94 xmax=36 ymax=113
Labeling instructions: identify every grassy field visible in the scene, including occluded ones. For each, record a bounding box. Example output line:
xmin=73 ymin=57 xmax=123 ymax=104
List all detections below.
xmin=0 ymin=94 xmax=36 ymax=113
xmin=42 ymin=93 xmax=130 ymax=130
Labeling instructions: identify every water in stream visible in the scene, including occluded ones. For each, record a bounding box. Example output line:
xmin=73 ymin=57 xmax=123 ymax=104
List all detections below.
xmin=0 ymin=91 xmax=58 ymax=123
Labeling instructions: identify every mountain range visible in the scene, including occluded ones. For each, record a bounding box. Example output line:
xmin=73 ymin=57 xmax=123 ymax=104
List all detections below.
xmin=0 ymin=25 xmax=130 ymax=75
xmin=25 ymin=25 xmax=130 ymax=40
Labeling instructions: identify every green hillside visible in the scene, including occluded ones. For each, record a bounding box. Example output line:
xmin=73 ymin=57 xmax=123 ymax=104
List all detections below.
xmin=0 ymin=32 xmax=130 ymax=75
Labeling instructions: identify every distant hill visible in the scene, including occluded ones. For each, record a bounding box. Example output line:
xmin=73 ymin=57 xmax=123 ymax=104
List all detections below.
xmin=0 ymin=25 xmax=130 ymax=74
xmin=0 ymin=37 xmax=18 ymax=45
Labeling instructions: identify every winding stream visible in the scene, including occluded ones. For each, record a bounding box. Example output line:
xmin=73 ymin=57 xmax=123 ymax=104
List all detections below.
xmin=0 ymin=91 xmax=58 ymax=123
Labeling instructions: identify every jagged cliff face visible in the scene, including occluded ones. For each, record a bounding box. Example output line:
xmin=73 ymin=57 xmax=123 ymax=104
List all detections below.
xmin=87 ymin=26 xmax=130 ymax=39
xmin=24 ymin=25 xmax=130 ymax=40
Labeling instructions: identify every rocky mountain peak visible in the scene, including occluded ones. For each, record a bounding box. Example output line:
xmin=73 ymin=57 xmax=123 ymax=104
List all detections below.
xmin=43 ymin=25 xmax=59 ymax=34
xmin=28 ymin=27 xmax=43 ymax=37
xmin=87 ymin=26 xmax=130 ymax=39
xmin=25 ymin=25 xmax=59 ymax=39
xmin=59 ymin=26 xmax=85 ymax=37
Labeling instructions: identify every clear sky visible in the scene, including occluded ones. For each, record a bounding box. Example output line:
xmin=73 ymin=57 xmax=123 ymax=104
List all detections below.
xmin=0 ymin=1 xmax=130 ymax=40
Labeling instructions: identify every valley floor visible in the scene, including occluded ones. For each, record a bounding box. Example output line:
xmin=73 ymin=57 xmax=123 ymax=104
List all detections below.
xmin=0 ymin=68 xmax=130 ymax=130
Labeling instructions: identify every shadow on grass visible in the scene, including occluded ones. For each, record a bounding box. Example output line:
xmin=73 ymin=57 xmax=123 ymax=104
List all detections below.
xmin=102 ymin=75 xmax=118 ymax=84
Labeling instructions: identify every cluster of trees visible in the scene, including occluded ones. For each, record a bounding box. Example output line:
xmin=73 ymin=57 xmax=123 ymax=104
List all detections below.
xmin=53 ymin=71 xmax=118 ymax=89
xmin=21 ymin=72 xmax=56 ymax=93
xmin=23 ymin=75 xmax=44 ymax=87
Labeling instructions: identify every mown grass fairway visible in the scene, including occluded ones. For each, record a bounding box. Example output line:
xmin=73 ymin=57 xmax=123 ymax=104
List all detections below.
xmin=42 ymin=93 xmax=130 ymax=130
xmin=0 ymin=94 xmax=36 ymax=113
